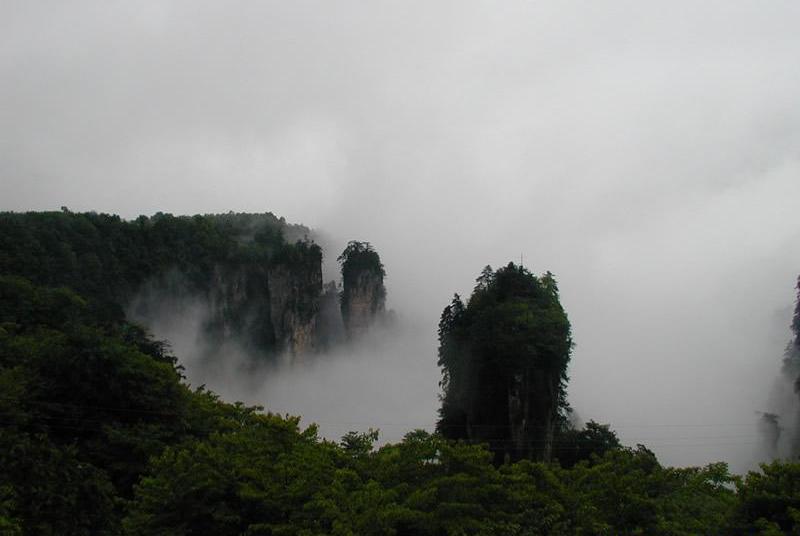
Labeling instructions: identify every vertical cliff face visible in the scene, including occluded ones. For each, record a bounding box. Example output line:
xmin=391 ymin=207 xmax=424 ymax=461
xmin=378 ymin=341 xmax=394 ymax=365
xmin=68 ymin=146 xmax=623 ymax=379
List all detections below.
xmin=341 ymin=270 xmax=385 ymax=339
xmin=317 ymin=281 xmax=345 ymax=350
xmin=127 ymin=242 xmax=324 ymax=362
xmin=206 ymin=264 xmax=274 ymax=351
xmin=205 ymin=240 xmax=323 ymax=359
xmin=267 ymin=261 xmax=322 ymax=358
xmin=524 ymin=370 xmax=560 ymax=463
xmin=338 ymin=241 xmax=386 ymax=340
xmin=128 ymin=258 xmax=323 ymax=360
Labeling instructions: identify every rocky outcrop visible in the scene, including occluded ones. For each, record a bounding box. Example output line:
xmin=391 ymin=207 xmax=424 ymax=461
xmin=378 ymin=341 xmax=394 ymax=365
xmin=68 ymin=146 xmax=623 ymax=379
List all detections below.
xmin=506 ymin=369 xmax=560 ymax=463
xmin=206 ymin=264 xmax=273 ymax=350
xmin=207 ymin=260 xmax=324 ymax=358
xmin=128 ymin=255 xmax=323 ymax=361
xmin=338 ymin=241 xmax=386 ymax=340
xmin=267 ymin=262 xmax=322 ymax=358
xmin=128 ymin=236 xmax=391 ymax=363
xmin=437 ymin=263 xmax=572 ymax=465
xmin=341 ymin=271 xmax=385 ymax=339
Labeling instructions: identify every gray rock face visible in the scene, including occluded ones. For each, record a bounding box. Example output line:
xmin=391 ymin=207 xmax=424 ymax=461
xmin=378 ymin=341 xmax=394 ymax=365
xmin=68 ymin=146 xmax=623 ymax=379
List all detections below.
xmin=506 ymin=370 xmax=560 ymax=463
xmin=267 ymin=262 xmax=322 ymax=358
xmin=341 ymin=270 xmax=385 ymax=340
xmin=207 ymin=264 xmax=272 ymax=348
xmin=317 ymin=281 xmax=345 ymax=350
xmin=129 ymin=258 xmax=323 ymax=361
xmin=128 ymin=239 xmax=392 ymax=363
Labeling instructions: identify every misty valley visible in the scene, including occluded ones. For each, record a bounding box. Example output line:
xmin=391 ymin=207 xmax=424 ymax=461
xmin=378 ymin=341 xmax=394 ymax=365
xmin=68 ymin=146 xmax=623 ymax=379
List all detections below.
xmin=1 ymin=209 xmax=799 ymax=535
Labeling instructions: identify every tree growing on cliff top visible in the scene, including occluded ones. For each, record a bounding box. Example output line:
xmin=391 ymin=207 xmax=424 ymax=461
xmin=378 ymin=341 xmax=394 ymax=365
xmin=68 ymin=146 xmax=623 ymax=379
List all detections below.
xmin=437 ymin=262 xmax=573 ymax=463
xmin=337 ymin=241 xmax=385 ymax=281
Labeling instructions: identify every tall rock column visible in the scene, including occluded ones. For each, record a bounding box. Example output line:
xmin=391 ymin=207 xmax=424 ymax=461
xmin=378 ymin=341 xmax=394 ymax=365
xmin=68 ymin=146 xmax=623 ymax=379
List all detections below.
xmin=338 ymin=241 xmax=386 ymax=340
xmin=436 ymin=263 xmax=573 ymax=464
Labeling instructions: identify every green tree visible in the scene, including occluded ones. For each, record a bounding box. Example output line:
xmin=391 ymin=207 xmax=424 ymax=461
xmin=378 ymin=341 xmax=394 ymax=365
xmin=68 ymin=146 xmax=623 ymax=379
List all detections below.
xmin=562 ymin=446 xmax=736 ymax=536
xmin=552 ymin=420 xmax=621 ymax=468
xmin=730 ymin=460 xmax=800 ymax=534
xmin=123 ymin=414 xmax=340 ymax=536
xmin=0 ymin=276 xmax=203 ymax=531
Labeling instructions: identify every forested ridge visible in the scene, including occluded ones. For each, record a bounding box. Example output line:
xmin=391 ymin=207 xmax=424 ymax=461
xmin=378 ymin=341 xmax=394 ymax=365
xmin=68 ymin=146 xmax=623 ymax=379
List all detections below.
xmin=0 ymin=210 xmax=312 ymax=318
xmin=1 ymin=211 xmax=799 ymax=534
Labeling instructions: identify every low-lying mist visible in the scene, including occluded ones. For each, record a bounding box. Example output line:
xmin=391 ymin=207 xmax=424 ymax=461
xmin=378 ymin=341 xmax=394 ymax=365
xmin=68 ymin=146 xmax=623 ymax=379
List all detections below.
xmin=128 ymin=267 xmax=441 ymax=446
xmin=127 ymin=241 xmax=800 ymax=475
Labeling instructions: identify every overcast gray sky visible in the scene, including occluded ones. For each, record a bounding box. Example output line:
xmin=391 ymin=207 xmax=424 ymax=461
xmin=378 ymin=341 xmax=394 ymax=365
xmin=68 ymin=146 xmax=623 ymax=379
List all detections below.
xmin=2 ymin=1 xmax=800 ymax=471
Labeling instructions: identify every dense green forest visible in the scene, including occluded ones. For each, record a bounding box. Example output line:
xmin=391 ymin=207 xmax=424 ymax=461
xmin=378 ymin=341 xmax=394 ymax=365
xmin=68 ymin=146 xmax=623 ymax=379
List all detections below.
xmin=1 ymin=211 xmax=799 ymax=534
